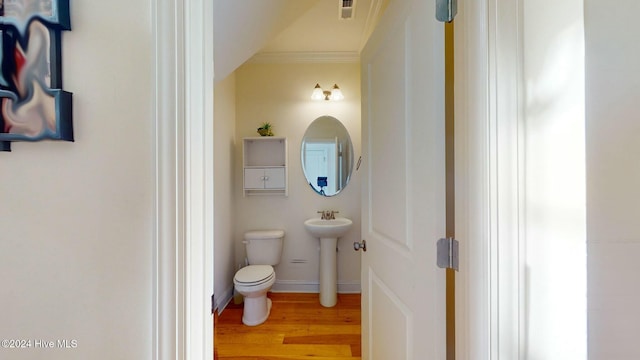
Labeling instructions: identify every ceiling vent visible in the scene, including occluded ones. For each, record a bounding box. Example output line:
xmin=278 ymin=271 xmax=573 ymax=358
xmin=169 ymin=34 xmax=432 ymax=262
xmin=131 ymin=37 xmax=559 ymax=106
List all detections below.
xmin=339 ymin=0 xmax=356 ymax=20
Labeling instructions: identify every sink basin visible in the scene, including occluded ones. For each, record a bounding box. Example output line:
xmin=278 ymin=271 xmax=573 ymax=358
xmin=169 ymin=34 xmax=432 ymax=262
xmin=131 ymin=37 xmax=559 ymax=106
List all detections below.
xmin=304 ymin=217 xmax=353 ymax=307
xmin=304 ymin=218 xmax=353 ymax=238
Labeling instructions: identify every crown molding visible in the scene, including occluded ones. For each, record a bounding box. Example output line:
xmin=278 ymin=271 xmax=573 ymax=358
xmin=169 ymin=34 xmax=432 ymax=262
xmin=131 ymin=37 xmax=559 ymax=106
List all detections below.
xmin=248 ymin=51 xmax=360 ymax=64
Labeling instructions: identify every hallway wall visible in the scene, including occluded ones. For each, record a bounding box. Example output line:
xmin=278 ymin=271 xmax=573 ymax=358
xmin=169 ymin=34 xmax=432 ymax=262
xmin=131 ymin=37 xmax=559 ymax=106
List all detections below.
xmin=0 ymin=1 xmax=155 ymax=359
xmin=586 ymin=0 xmax=640 ymax=358
xmin=523 ymin=0 xmax=586 ymax=357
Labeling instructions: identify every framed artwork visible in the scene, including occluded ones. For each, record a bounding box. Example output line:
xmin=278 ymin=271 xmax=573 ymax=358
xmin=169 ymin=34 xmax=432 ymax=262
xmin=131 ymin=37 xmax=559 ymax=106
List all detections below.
xmin=0 ymin=0 xmax=72 ymax=152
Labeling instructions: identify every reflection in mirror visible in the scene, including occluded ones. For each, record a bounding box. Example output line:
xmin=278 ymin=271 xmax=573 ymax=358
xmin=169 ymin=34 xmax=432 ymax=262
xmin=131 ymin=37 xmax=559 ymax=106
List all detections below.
xmin=301 ymin=116 xmax=354 ymax=197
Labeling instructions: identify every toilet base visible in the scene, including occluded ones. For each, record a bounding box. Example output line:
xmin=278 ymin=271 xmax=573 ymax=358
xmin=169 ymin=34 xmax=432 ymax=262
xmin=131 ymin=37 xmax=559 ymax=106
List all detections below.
xmin=242 ymin=296 xmax=272 ymax=326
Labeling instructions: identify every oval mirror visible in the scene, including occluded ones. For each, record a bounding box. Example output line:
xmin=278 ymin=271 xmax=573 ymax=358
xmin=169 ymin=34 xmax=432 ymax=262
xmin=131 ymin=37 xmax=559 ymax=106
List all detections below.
xmin=301 ymin=116 xmax=354 ymax=197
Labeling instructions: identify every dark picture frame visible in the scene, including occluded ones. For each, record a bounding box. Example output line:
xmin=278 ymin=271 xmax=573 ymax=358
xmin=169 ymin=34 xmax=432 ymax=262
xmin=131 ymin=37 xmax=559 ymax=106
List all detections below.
xmin=0 ymin=0 xmax=72 ymax=152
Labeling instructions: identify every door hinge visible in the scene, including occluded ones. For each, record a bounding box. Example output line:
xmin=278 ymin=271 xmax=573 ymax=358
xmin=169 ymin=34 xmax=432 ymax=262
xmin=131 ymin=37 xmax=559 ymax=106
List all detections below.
xmin=211 ymin=293 xmax=215 ymax=315
xmin=437 ymin=237 xmax=459 ymax=271
xmin=436 ymin=0 xmax=457 ymax=23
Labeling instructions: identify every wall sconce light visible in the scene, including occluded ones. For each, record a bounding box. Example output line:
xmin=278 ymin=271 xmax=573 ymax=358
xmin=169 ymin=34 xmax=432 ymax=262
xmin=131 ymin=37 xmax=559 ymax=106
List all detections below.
xmin=311 ymin=83 xmax=344 ymax=101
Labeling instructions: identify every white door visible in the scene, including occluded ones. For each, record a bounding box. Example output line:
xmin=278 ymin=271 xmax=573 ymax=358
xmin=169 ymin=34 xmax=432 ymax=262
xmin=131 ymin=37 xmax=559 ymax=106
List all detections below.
xmin=360 ymin=0 xmax=446 ymax=358
xmin=304 ymin=143 xmax=334 ymax=193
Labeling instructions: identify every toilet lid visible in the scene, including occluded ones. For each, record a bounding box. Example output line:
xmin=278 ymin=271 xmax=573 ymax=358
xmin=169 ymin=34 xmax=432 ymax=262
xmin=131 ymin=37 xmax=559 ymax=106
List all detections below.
xmin=234 ymin=265 xmax=274 ymax=285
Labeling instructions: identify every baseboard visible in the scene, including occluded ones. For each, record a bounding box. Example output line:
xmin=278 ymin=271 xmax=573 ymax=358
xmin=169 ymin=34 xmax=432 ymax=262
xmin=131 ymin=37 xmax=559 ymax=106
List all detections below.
xmin=337 ymin=282 xmax=362 ymax=294
xmin=215 ymin=286 xmax=233 ymax=314
xmin=271 ymin=280 xmax=361 ymax=294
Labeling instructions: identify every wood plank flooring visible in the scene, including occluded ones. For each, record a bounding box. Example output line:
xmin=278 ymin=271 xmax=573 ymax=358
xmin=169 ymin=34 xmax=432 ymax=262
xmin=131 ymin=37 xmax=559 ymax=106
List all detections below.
xmin=215 ymin=293 xmax=361 ymax=360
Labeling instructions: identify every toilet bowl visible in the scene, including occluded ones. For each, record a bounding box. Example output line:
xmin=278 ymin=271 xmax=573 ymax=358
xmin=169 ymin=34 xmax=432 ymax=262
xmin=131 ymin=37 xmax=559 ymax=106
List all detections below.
xmin=233 ymin=230 xmax=284 ymax=326
xmin=233 ymin=265 xmax=276 ymax=326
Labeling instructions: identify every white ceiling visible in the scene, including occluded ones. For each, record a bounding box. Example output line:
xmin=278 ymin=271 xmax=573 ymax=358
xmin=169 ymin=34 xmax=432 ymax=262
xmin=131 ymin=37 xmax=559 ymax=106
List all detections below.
xmin=213 ymin=0 xmax=389 ymax=81
xmin=259 ymin=0 xmax=388 ymax=54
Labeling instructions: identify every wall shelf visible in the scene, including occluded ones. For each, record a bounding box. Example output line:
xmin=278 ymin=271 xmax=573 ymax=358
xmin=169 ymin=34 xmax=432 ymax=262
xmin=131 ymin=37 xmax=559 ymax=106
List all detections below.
xmin=243 ymin=137 xmax=287 ymax=196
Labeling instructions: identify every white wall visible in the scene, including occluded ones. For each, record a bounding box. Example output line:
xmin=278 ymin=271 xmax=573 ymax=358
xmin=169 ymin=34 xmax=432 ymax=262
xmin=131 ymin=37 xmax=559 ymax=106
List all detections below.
xmin=523 ymin=0 xmax=586 ymax=358
xmin=585 ymin=1 xmax=640 ymax=358
xmin=234 ymin=62 xmax=362 ymax=293
xmin=0 ymin=2 xmax=154 ymax=360
xmin=214 ymin=74 xmax=237 ymax=310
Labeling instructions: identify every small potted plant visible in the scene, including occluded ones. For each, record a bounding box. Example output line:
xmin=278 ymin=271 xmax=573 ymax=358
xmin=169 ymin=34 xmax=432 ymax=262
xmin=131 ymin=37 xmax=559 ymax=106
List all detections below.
xmin=257 ymin=122 xmax=274 ymax=136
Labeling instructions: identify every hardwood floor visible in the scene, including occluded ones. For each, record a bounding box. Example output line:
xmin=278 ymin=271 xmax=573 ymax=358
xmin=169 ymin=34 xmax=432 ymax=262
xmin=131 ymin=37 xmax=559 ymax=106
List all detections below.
xmin=215 ymin=293 xmax=361 ymax=360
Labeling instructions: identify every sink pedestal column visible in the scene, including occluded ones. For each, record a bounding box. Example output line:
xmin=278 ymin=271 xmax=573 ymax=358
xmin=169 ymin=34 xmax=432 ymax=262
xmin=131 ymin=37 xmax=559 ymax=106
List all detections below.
xmin=319 ymin=237 xmax=338 ymax=307
xmin=304 ymin=217 xmax=352 ymax=308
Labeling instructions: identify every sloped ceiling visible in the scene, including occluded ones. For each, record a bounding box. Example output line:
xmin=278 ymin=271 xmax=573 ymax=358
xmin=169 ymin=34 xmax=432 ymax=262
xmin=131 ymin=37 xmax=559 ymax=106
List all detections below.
xmin=213 ymin=0 xmax=389 ymax=82
xmin=213 ymin=0 xmax=318 ymax=82
xmin=260 ymin=0 xmax=387 ymax=54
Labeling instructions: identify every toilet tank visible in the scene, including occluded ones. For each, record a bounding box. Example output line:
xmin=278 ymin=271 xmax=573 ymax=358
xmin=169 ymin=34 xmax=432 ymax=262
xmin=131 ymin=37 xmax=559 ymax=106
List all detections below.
xmin=243 ymin=230 xmax=285 ymax=265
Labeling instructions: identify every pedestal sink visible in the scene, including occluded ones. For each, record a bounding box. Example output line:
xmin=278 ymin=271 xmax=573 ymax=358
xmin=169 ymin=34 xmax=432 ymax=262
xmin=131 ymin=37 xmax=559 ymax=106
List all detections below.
xmin=304 ymin=217 xmax=353 ymax=307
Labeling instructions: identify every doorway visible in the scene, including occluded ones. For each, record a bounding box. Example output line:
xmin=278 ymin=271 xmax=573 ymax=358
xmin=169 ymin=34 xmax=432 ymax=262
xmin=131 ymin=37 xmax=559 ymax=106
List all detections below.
xmin=175 ymin=0 xmax=587 ymax=359
xmin=212 ymin=0 xmax=451 ymax=358
xmin=303 ymin=139 xmax=339 ymax=195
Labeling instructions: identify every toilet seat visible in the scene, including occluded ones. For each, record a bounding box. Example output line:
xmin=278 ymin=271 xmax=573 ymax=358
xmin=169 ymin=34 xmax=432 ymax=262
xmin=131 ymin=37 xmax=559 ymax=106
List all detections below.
xmin=234 ymin=265 xmax=275 ymax=287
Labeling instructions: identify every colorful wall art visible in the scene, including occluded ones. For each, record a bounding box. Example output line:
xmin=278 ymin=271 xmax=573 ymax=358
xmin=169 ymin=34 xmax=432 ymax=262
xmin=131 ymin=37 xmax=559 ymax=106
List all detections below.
xmin=0 ymin=0 xmax=72 ymax=152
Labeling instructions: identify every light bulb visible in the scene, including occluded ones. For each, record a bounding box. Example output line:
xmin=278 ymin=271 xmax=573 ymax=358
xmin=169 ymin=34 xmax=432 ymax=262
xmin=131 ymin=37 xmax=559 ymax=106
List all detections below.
xmin=311 ymin=84 xmax=324 ymax=101
xmin=330 ymin=84 xmax=344 ymax=101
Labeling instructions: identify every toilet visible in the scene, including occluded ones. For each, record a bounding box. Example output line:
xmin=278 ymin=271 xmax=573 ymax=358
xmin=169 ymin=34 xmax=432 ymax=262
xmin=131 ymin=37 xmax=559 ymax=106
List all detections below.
xmin=233 ymin=229 xmax=284 ymax=326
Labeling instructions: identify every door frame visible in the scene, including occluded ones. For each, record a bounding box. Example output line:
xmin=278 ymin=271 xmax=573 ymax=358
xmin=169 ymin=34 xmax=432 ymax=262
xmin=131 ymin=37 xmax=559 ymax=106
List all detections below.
xmin=153 ymin=0 xmax=214 ymax=359
xmin=455 ymin=0 xmax=526 ymax=359
xmin=159 ymin=0 xmax=521 ymax=359
xmin=453 ymin=0 xmax=489 ymax=358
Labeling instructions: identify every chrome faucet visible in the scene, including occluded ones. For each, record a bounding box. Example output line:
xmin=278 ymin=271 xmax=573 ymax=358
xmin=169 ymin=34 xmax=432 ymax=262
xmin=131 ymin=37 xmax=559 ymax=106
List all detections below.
xmin=317 ymin=210 xmax=339 ymax=220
